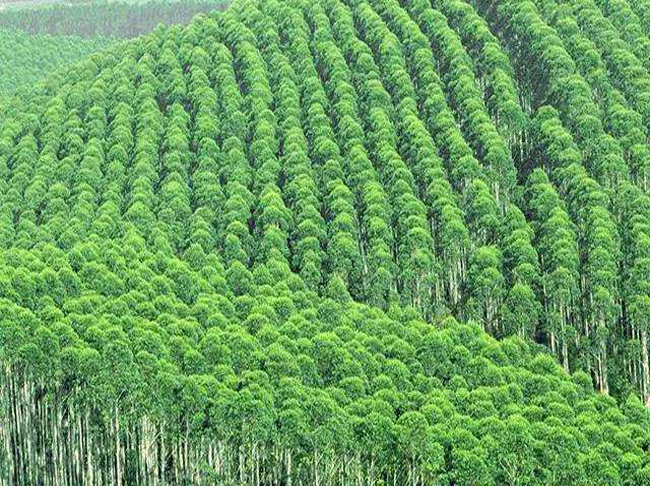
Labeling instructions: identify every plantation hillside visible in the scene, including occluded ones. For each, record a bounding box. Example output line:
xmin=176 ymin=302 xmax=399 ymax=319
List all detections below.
xmin=2 ymin=0 xmax=650 ymax=485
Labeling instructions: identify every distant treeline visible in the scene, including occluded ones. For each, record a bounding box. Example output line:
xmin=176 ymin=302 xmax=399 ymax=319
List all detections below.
xmin=0 ymin=0 xmax=231 ymax=38
xmin=0 ymin=27 xmax=111 ymax=94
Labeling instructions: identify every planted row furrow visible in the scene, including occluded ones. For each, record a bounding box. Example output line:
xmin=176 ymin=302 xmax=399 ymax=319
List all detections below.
xmin=525 ymin=168 xmax=580 ymax=372
xmin=350 ymin=0 xmax=510 ymax=326
xmin=354 ymin=0 xmax=500 ymax=248
xmin=469 ymin=0 xmax=642 ymax=394
xmin=535 ymin=108 xmax=621 ymax=393
xmin=124 ymin=51 xmax=163 ymax=246
xmin=396 ymin=0 xmax=541 ymax=339
xmin=325 ymin=0 xmax=471 ymax=312
xmin=358 ymin=0 xmax=545 ymax=335
xmin=628 ymin=0 xmax=650 ymax=38
xmin=323 ymin=0 xmax=471 ymax=287
xmin=334 ymin=0 xmax=471 ymax=314
xmin=530 ymin=107 xmax=620 ymax=391
xmin=269 ymin=1 xmax=368 ymax=300
xmin=0 ymin=119 xmax=18 ymax=249
xmin=221 ymin=12 xmax=295 ymax=284
xmin=184 ymin=17 xmax=226 ymax=258
xmin=210 ymin=38 xmax=258 ymax=277
xmin=503 ymin=0 xmax=650 ymax=397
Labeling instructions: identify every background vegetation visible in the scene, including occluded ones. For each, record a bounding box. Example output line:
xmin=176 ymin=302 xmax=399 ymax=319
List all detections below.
xmin=0 ymin=28 xmax=111 ymax=95
xmin=0 ymin=0 xmax=231 ymax=38
xmin=0 ymin=0 xmax=232 ymax=96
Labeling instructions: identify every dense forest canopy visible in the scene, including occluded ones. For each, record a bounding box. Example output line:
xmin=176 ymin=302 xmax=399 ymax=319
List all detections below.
xmin=2 ymin=0 xmax=650 ymax=484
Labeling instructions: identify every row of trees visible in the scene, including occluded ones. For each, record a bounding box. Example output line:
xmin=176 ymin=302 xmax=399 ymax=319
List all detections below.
xmin=309 ymin=0 xmax=441 ymax=310
xmin=430 ymin=0 xmax=526 ymax=154
xmin=528 ymin=0 xmax=650 ymax=401
xmin=628 ymin=0 xmax=650 ymax=38
xmin=566 ymin=0 xmax=650 ymax=134
xmin=1 ymin=0 xmax=649 ymax=403
xmin=593 ymin=0 xmax=650 ymax=74
xmin=379 ymin=0 xmax=539 ymax=338
xmin=467 ymin=0 xmax=650 ymax=399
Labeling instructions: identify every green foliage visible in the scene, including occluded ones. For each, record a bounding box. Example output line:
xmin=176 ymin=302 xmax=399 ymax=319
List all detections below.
xmin=0 ymin=28 xmax=111 ymax=95
xmin=1 ymin=0 xmax=650 ymax=483
xmin=0 ymin=0 xmax=231 ymax=38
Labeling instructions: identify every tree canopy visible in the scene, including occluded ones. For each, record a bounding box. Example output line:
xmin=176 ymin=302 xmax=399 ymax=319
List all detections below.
xmin=2 ymin=0 xmax=650 ymax=484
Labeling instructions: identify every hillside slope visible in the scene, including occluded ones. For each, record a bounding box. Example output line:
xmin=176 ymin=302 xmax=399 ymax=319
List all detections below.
xmin=0 ymin=0 xmax=231 ymax=38
xmin=2 ymin=0 xmax=650 ymax=485
xmin=0 ymin=28 xmax=111 ymax=95
xmin=0 ymin=0 xmax=235 ymax=96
